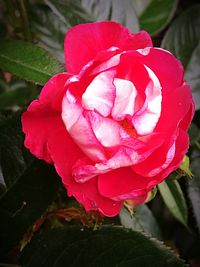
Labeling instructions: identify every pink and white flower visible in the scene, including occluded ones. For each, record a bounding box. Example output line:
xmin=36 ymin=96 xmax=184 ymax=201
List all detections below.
xmin=22 ymin=21 xmax=194 ymax=216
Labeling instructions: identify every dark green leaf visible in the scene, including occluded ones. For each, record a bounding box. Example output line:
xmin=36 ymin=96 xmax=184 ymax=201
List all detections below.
xmin=158 ymin=179 xmax=188 ymax=226
xmin=188 ymin=154 xmax=200 ymax=232
xmin=0 ymin=160 xmax=60 ymax=257
xmin=189 ymin=123 xmax=200 ymax=148
xmin=119 ymin=205 xmax=162 ymax=239
xmin=0 ymin=113 xmax=33 ymax=191
xmin=161 ymin=5 xmax=200 ymax=110
xmin=0 ymin=39 xmax=63 ymax=85
xmin=45 ymin=0 xmax=93 ymax=27
xmin=81 ymin=0 xmax=139 ymax=33
xmin=0 ymin=113 xmax=60 ymax=256
xmin=0 ymin=21 xmax=7 ymax=38
xmin=0 ymin=80 xmax=31 ymax=110
xmin=20 ymin=226 xmax=185 ymax=267
xmin=134 ymin=0 xmax=178 ymax=35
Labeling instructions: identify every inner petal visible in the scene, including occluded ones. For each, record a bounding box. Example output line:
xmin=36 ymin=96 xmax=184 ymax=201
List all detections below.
xmin=87 ymin=111 xmax=125 ymax=148
xmin=81 ymin=69 xmax=116 ymax=117
xmin=111 ymin=78 xmax=137 ymax=120
xmin=132 ymin=65 xmax=162 ymax=135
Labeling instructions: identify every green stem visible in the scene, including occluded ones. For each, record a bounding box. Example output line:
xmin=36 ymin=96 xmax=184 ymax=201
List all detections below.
xmin=18 ymin=0 xmax=32 ymax=42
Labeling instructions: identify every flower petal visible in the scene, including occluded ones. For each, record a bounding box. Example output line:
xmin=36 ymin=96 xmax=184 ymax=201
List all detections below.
xmin=98 ymin=167 xmax=151 ymax=199
xmin=40 ymin=72 xmax=71 ymax=111
xmin=132 ymin=65 xmax=162 ymax=135
xmin=22 ymin=102 xmax=62 ymax=163
xmin=62 ymin=91 xmax=106 ymax=162
xmin=82 ymin=70 xmax=116 ymax=117
xmin=136 ymin=47 xmax=184 ymax=91
xmin=64 ymin=21 xmax=152 ymax=73
xmin=22 ymin=73 xmax=71 ymax=163
xmin=112 ymin=78 xmax=137 ymax=120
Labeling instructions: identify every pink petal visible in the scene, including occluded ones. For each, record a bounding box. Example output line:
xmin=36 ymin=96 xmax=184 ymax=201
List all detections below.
xmin=40 ymin=72 xmax=71 ymax=111
xmin=47 ymin=127 xmax=122 ymax=217
xmin=156 ymin=84 xmax=193 ymax=134
xmin=72 ymin=133 xmax=164 ymax=182
xmin=148 ymin=128 xmax=189 ymax=185
xmin=22 ymin=73 xmax=71 ymax=163
xmin=22 ymin=101 xmax=62 ymax=163
xmin=98 ymin=167 xmax=151 ymax=199
xmin=132 ymin=85 xmax=192 ymax=177
xmin=88 ymin=111 xmax=124 ymax=147
xmin=116 ymin=54 xmax=150 ymax=113
xmin=132 ymin=65 xmax=162 ymax=135
xmin=136 ymin=47 xmax=184 ymax=91
xmin=62 ymin=91 xmax=106 ymax=162
xmin=112 ymin=78 xmax=137 ymax=120
xmin=64 ymin=21 xmax=152 ymax=74
xmin=82 ymin=70 xmax=116 ymax=117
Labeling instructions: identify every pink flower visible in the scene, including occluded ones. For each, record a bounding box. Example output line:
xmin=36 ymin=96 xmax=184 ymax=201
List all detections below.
xmin=22 ymin=21 xmax=194 ymax=216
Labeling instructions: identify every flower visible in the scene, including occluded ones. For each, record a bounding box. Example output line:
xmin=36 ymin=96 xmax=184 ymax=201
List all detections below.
xmin=22 ymin=21 xmax=194 ymax=216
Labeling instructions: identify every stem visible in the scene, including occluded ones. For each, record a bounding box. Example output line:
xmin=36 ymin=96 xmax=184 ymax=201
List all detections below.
xmin=18 ymin=0 xmax=32 ymax=42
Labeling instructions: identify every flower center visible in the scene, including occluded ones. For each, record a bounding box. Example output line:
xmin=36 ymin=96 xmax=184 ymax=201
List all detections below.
xmin=119 ymin=119 xmax=137 ymax=138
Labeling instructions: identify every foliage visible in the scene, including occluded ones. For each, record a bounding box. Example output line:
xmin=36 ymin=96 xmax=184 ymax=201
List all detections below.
xmin=0 ymin=0 xmax=200 ymax=266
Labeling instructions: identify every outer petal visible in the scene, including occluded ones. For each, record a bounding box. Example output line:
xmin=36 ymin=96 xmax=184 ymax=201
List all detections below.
xmin=133 ymin=84 xmax=193 ymax=177
xmin=48 ymin=128 xmax=122 ymax=217
xmin=126 ymin=48 xmax=184 ymax=93
xmin=22 ymin=73 xmax=71 ymax=163
xmin=98 ymin=167 xmax=154 ymax=199
xmin=64 ymin=21 xmax=152 ymax=73
xmin=40 ymin=73 xmax=71 ymax=111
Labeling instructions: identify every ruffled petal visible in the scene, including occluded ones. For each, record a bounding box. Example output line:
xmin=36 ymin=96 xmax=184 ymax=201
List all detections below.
xmin=62 ymin=90 xmax=106 ymax=162
xmin=22 ymin=101 xmax=62 ymax=163
xmin=64 ymin=21 xmax=152 ymax=73
xmin=132 ymin=65 xmax=162 ymax=135
xmin=48 ymin=129 xmax=122 ymax=216
xmin=87 ymin=111 xmax=125 ymax=148
xmin=136 ymin=47 xmax=184 ymax=91
xmin=22 ymin=73 xmax=71 ymax=163
xmin=82 ymin=70 xmax=116 ymax=117
xmin=72 ymin=133 xmax=164 ymax=182
xmin=40 ymin=72 xmax=71 ymax=111
xmin=112 ymin=78 xmax=137 ymax=120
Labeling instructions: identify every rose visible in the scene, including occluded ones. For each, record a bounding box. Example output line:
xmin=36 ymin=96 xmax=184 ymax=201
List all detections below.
xmin=22 ymin=21 xmax=194 ymax=216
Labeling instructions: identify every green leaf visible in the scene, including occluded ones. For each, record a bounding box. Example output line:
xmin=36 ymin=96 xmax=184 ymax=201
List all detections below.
xmin=188 ymin=155 xmax=200 ymax=232
xmin=0 ymin=39 xmax=63 ymax=85
xmin=134 ymin=0 xmax=178 ymax=35
xmin=0 ymin=113 xmax=33 ymax=191
xmin=161 ymin=5 xmax=200 ymax=110
xmin=0 ymin=113 xmax=60 ymax=256
xmin=119 ymin=205 xmax=162 ymax=239
xmin=81 ymin=0 xmax=139 ymax=33
xmin=44 ymin=0 xmax=93 ymax=27
xmin=0 ymin=160 xmax=60 ymax=257
xmin=20 ymin=226 xmax=185 ymax=267
xmin=158 ymin=179 xmax=188 ymax=226
xmin=189 ymin=123 xmax=200 ymax=148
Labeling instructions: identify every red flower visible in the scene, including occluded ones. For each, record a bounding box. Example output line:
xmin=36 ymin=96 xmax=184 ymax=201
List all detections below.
xmin=22 ymin=22 xmax=194 ymax=216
